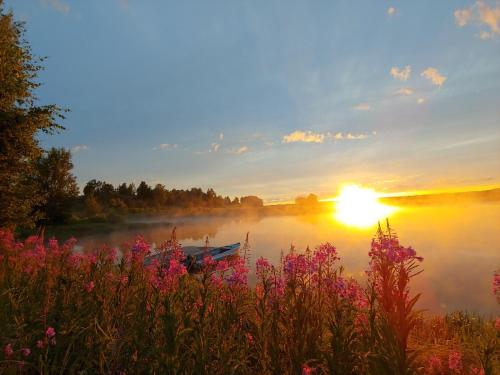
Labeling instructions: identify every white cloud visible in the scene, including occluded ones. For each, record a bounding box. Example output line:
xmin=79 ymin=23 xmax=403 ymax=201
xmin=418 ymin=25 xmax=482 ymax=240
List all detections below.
xmin=333 ymin=132 xmax=370 ymax=140
xmin=153 ymin=143 xmax=178 ymax=151
xmin=390 ymin=65 xmax=411 ymax=81
xmin=417 ymin=98 xmax=426 ymax=104
xmin=71 ymin=145 xmax=89 ymax=153
xmin=455 ymin=8 xmax=473 ymax=26
xmin=396 ymin=87 xmax=414 ymax=96
xmin=454 ymin=1 xmax=500 ymax=39
xmin=282 ymin=131 xmax=325 ymax=143
xmin=421 ymin=67 xmax=447 ymax=87
xmin=351 ymin=103 xmax=372 ymax=111
xmin=228 ymin=146 xmax=249 ymax=155
xmin=41 ymin=0 xmax=70 ymax=13
xmin=387 ymin=6 xmax=396 ymax=16
xmin=219 ymin=133 xmax=224 ymax=141
xmin=210 ymin=143 xmax=220 ymax=152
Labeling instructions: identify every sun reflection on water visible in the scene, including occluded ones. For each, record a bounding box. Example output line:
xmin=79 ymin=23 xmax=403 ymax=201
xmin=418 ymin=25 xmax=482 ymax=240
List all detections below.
xmin=333 ymin=185 xmax=398 ymax=228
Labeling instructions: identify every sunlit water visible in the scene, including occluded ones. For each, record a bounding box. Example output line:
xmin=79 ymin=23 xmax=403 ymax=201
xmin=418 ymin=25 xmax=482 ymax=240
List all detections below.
xmin=69 ymin=202 xmax=500 ymax=315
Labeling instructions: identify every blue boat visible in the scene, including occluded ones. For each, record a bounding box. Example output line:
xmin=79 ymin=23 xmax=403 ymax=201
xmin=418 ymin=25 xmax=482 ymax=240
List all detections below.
xmin=144 ymin=243 xmax=240 ymax=271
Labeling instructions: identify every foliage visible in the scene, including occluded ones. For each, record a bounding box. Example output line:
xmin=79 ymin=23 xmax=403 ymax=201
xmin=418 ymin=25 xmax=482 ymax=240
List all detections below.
xmin=0 ymin=2 xmax=65 ymax=229
xmin=81 ymin=179 xmax=262 ymax=213
xmin=0 ymin=225 xmax=497 ymax=374
xmin=34 ymin=147 xmax=79 ymax=224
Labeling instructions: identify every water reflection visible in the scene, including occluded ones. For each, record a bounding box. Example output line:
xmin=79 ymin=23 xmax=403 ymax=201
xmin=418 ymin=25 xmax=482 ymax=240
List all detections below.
xmin=70 ymin=203 xmax=500 ymax=315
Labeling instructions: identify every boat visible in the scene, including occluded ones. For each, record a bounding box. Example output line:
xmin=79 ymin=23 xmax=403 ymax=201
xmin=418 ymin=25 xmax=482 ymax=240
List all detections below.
xmin=144 ymin=243 xmax=240 ymax=271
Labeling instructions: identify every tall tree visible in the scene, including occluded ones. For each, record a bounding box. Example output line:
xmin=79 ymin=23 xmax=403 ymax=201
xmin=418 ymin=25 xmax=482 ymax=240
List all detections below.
xmin=0 ymin=2 xmax=65 ymax=228
xmin=34 ymin=148 xmax=79 ymax=224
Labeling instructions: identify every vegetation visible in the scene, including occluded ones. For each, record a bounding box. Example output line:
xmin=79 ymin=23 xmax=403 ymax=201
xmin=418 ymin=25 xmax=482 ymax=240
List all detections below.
xmin=0 ymin=224 xmax=497 ymax=374
xmin=0 ymin=1 xmax=66 ymax=229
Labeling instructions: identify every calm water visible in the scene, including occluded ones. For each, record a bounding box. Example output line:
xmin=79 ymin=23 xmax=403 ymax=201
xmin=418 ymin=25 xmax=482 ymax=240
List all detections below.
xmin=71 ymin=202 xmax=500 ymax=315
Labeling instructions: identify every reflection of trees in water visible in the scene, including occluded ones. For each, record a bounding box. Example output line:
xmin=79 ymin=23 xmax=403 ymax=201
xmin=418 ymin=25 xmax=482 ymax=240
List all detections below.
xmin=77 ymin=215 xmax=264 ymax=250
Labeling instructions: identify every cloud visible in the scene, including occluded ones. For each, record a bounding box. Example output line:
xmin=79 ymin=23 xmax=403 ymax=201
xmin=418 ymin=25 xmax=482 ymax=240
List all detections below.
xmin=282 ymin=130 xmax=374 ymax=144
xmin=455 ymin=8 xmax=473 ymax=26
xmin=41 ymin=0 xmax=70 ymax=13
xmin=454 ymin=1 xmax=500 ymax=38
xmin=333 ymin=132 xmax=370 ymax=140
xmin=416 ymin=98 xmax=426 ymax=104
xmin=478 ymin=0 xmax=500 ymax=33
xmin=421 ymin=67 xmax=447 ymax=87
xmin=390 ymin=65 xmax=411 ymax=81
xmin=351 ymin=103 xmax=372 ymax=111
xmin=153 ymin=143 xmax=178 ymax=151
xmin=387 ymin=6 xmax=396 ymax=15
xmin=396 ymin=87 xmax=414 ymax=96
xmin=71 ymin=145 xmax=89 ymax=153
xmin=210 ymin=143 xmax=220 ymax=152
xmin=228 ymin=146 xmax=249 ymax=155
xmin=282 ymin=130 xmax=326 ymax=143
xmin=219 ymin=133 xmax=224 ymax=141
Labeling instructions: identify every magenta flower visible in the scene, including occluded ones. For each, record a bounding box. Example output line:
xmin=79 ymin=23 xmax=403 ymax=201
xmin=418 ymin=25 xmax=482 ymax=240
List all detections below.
xmin=427 ymin=355 xmax=442 ymax=373
xmin=4 ymin=343 xmax=13 ymax=357
xmin=85 ymin=280 xmax=95 ymax=293
xmin=448 ymin=351 xmax=462 ymax=373
xmin=22 ymin=348 xmax=31 ymax=357
xmin=46 ymin=327 xmax=56 ymax=339
xmin=302 ymin=364 xmax=315 ymax=375
xmin=36 ymin=340 xmax=44 ymax=349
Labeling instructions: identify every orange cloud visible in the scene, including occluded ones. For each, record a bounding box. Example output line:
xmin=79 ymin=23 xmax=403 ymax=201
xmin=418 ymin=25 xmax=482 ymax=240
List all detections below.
xmin=390 ymin=65 xmax=411 ymax=81
xmin=421 ymin=67 xmax=447 ymax=87
xmin=282 ymin=131 xmax=325 ymax=143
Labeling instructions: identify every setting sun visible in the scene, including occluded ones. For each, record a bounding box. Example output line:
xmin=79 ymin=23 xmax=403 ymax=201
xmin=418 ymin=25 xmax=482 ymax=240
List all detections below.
xmin=333 ymin=185 xmax=397 ymax=228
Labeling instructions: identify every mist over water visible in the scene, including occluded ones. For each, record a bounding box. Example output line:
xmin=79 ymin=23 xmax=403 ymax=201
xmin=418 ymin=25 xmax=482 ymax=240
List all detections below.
xmin=71 ymin=202 xmax=500 ymax=315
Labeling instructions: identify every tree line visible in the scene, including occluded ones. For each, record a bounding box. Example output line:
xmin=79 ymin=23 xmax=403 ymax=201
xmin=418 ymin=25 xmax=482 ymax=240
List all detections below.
xmin=0 ymin=2 xmax=262 ymax=229
xmin=81 ymin=179 xmax=264 ymax=218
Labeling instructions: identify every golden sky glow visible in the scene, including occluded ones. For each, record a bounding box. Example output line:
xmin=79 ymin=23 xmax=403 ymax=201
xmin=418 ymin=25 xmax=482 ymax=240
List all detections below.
xmin=332 ymin=185 xmax=398 ymax=228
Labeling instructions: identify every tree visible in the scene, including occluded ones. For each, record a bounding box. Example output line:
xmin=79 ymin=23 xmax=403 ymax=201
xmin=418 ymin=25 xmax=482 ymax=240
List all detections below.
xmin=136 ymin=181 xmax=153 ymax=202
xmin=34 ymin=148 xmax=79 ymax=224
xmin=0 ymin=3 xmax=65 ymax=228
xmin=240 ymin=195 xmax=264 ymax=208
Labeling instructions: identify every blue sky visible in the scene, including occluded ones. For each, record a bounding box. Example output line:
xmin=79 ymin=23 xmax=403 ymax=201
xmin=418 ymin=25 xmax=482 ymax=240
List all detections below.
xmin=5 ymin=0 xmax=500 ymax=201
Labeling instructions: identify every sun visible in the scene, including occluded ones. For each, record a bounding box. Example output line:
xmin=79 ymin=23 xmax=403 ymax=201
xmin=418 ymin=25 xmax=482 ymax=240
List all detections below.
xmin=333 ymin=185 xmax=397 ymax=228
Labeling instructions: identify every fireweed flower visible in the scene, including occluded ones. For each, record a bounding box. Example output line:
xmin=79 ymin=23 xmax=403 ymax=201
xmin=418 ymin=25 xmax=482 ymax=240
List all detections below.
xmin=225 ymin=257 xmax=249 ymax=286
xmin=46 ymin=327 xmax=56 ymax=339
xmin=36 ymin=340 xmax=44 ymax=349
xmin=4 ymin=343 xmax=13 ymax=357
xmin=427 ymin=355 xmax=442 ymax=373
xmin=22 ymin=348 xmax=31 ymax=357
xmin=448 ymin=351 xmax=463 ymax=373
xmin=85 ymin=281 xmax=95 ymax=293
xmin=471 ymin=367 xmax=485 ymax=375
xmin=302 ymin=364 xmax=315 ymax=375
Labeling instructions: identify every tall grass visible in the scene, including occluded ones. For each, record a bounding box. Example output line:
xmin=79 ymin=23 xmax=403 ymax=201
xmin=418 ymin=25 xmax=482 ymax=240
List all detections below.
xmin=0 ymin=224 xmax=498 ymax=374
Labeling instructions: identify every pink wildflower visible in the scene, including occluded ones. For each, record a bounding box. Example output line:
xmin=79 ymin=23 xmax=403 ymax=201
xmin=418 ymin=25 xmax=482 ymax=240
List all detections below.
xmin=4 ymin=343 xmax=13 ymax=357
xmin=22 ymin=348 xmax=31 ymax=357
xmin=245 ymin=332 xmax=254 ymax=345
xmin=302 ymin=364 xmax=315 ymax=375
xmin=202 ymin=254 xmax=216 ymax=268
xmin=427 ymin=355 xmax=442 ymax=373
xmin=471 ymin=367 xmax=485 ymax=375
xmin=46 ymin=327 xmax=56 ymax=339
xmin=448 ymin=351 xmax=463 ymax=373
xmin=36 ymin=340 xmax=44 ymax=349
xmin=85 ymin=280 xmax=95 ymax=293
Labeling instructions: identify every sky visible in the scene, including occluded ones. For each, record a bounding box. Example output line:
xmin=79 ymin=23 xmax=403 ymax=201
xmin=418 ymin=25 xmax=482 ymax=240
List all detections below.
xmin=5 ymin=0 xmax=500 ymax=202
